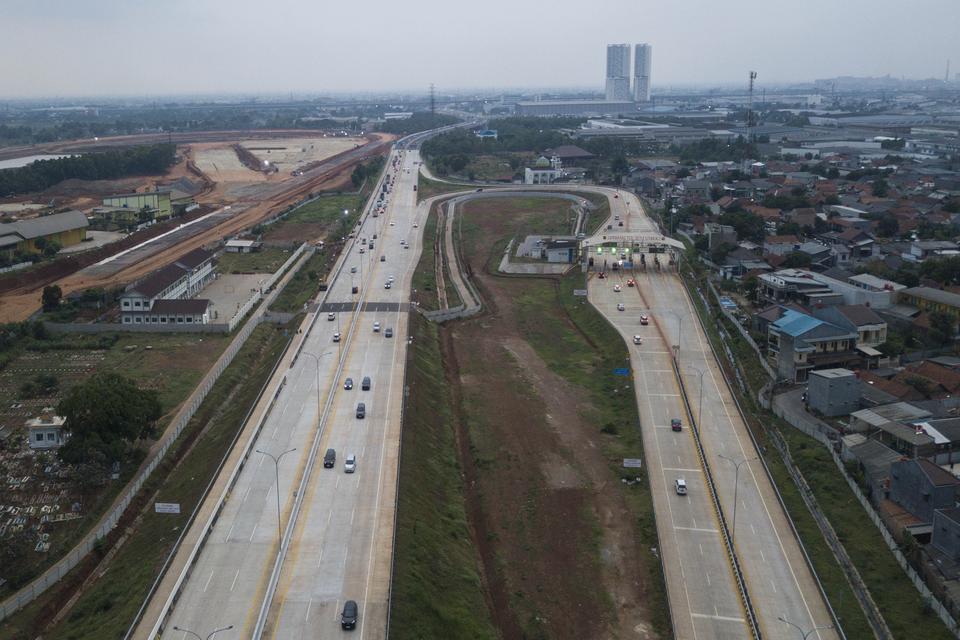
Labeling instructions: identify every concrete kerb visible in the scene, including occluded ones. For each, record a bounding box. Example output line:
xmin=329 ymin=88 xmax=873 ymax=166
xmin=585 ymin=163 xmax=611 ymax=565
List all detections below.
xmin=127 ymin=322 xmax=293 ymax=639
xmin=670 ymin=353 xmax=761 ymax=639
xmin=680 ymin=273 xmax=847 ymax=639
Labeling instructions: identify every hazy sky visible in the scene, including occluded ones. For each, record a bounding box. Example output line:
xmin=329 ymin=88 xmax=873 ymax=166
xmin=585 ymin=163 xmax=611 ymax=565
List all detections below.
xmin=2 ymin=0 xmax=958 ymax=98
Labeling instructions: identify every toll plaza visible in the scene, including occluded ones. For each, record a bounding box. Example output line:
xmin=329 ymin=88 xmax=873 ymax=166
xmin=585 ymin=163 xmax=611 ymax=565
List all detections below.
xmin=580 ymin=232 xmax=685 ymax=274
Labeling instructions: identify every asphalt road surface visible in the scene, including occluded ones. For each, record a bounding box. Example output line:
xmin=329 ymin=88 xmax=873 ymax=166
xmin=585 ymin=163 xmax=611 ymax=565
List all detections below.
xmin=586 ymin=189 xmax=838 ymax=640
xmin=162 ymin=148 xmax=422 ymax=639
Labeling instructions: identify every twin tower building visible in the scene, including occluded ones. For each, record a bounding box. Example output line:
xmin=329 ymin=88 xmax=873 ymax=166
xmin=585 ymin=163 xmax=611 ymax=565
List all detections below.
xmin=605 ymin=43 xmax=652 ymax=103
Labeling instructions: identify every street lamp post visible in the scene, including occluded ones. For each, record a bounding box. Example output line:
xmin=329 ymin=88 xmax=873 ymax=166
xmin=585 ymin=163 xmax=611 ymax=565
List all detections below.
xmin=777 ymin=616 xmax=834 ymax=639
xmin=256 ymin=448 xmax=297 ymax=538
xmin=688 ymin=366 xmax=706 ymax=428
xmin=172 ymin=624 xmax=234 ymax=640
xmin=718 ymin=454 xmax=757 ymax=544
xmin=665 ymin=310 xmax=683 ymax=363
xmin=299 ymin=350 xmax=332 ymax=421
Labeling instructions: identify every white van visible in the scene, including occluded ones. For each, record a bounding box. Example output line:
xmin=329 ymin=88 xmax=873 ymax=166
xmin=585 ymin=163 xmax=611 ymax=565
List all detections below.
xmin=675 ymin=478 xmax=687 ymax=495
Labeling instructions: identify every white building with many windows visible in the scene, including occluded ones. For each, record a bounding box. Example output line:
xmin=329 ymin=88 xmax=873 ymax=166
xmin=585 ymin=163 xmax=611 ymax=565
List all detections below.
xmin=120 ymin=248 xmax=214 ymax=325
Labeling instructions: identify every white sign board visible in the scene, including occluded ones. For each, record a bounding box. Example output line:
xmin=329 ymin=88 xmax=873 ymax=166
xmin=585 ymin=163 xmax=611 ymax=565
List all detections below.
xmin=155 ymin=502 xmax=181 ymax=514
xmin=622 ymin=459 xmax=643 ymax=469
xmin=573 ymin=289 xmax=588 ymax=297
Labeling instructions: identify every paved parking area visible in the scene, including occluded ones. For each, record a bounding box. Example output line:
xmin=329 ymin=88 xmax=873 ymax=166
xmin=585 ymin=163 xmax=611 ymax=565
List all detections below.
xmin=201 ymin=273 xmax=269 ymax=323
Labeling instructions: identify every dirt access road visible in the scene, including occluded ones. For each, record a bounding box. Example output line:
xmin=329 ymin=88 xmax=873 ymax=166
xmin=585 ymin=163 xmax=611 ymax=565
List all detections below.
xmin=0 ymin=131 xmax=393 ymax=322
xmin=439 ymin=199 xmax=662 ymax=639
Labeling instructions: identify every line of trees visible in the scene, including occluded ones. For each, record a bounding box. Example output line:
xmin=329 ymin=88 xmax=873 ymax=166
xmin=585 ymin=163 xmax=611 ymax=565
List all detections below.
xmin=0 ymin=143 xmax=176 ymax=197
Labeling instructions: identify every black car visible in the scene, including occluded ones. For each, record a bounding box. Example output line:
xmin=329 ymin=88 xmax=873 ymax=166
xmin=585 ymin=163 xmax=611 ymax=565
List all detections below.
xmin=323 ymin=448 xmax=336 ymax=468
xmin=341 ymin=600 xmax=358 ymax=630
xmin=356 ymin=402 xmax=366 ymax=419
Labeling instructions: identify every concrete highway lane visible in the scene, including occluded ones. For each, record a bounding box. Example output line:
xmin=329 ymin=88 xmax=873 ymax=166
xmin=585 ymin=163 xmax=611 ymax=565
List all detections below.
xmin=587 ymin=189 xmax=838 ymax=639
xmin=162 ymin=147 xmax=421 ymax=639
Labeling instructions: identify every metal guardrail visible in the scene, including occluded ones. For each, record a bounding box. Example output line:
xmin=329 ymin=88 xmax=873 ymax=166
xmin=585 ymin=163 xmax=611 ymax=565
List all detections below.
xmin=679 ymin=272 xmax=848 ymax=639
xmin=670 ymin=354 xmax=762 ymax=639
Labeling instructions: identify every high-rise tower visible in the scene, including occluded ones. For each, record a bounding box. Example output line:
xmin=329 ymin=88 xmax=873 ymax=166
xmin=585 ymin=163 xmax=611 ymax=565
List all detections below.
xmin=633 ymin=43 xmax=652 ymax=102
xmin=605 ymin=44 xmax=632 ymax=101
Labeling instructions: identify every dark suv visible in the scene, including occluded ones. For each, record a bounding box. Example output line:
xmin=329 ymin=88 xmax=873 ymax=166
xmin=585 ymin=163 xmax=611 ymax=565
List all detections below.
xmin=323 ymin=448 xmax=336 ymax=468
xmin=341 ymin=599 xmax=358 ymax=630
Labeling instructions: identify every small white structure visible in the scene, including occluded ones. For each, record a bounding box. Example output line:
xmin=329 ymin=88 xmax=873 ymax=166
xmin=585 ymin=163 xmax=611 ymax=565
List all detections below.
xmin=225 ymin=239 xmax=262 ymax=253
xmin=524 ymin=155 xmax=562 ymax=185
xmin=26 ymin=411 xmax=67 ymax=450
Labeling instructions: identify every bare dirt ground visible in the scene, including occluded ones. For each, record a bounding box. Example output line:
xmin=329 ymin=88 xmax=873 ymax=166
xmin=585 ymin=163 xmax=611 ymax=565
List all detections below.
xmin=0 ymin=132 xmax=393 ymax=322
xmin=240 ymin=136 xmax=363 ymax=173
xmin=442 ymin=204 xmax=657 ymax=640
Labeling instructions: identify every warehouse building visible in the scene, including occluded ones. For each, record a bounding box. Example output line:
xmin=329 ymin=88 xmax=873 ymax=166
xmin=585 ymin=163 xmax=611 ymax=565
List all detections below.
xmin=0 ymin=210 xmax=88 ymax=257
xmin=103 ymin=191 xmax=172 ymax=221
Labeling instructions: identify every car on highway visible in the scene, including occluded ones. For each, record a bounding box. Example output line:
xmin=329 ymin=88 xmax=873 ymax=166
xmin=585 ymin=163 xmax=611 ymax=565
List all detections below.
xmin=617 ymin=303 xmax=625 ymax=311
xmin=403 ymin=243 xmax=409 ymax=250
xmin=671 ymin=418 xmax=682 ymax=432
xmin=340 ymin=600 xmax=358 ymax=630
xmin=373 ymin=321 xmax=381 ymax=332
xmin=328 ymin=312 xmax=336 ymax=321
xmin=385 ymin=328 xmax=393 ymax=338
xmin=384 ymin=281 xmax=392 ymax=289
xmin=344 ymin=377 xmax=353 ymax=390
xmin=627 ymin=279 xmax=635 ymax=287
xmin=618 ymin=221 xmax=624 ymax=227
xmin=352 ymin=286 xmax=359 ymax=294
xmin=351 ymin=266 xmax=357 ymax=273
xmin=324 ymin=448 xmax=336 ymax=469
xmin=640 ymin=314 xmax=649 ymax=325
xmin=597 ymin=272 xmax=606 ymax=279
xmin=333 ymin=332 xmax=341 ymax=342
xmin=380 ymin=255 xmax=386 ymax=262
xmin=359 ymin=247 xmax=365 ymax=254
xmin=675 ymin=478 xmax=687 ymax=495
xmin=613 ymin=284 xmax=621 ymax=292
xmin=372 ymin=233 xmax=378 ymax=239
xmin=413 ymin=222 xmax=419 ymax=228
xmin=344 ymin=454 xmax=356 ymax=474
xmin=390 ymin=221 xmax=395 ymax=226
xmin=356 ymin=402 xmax=366 ymax=419
xmin=362 ymin=376 xmax=371 ymax=390
xmin=633 ymin=335 xmax=642 ymax=345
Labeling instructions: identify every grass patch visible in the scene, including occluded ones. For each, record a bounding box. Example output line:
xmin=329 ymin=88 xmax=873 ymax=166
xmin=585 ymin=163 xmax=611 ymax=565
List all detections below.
xmin=679 ymin=265 xmax=952 ymax=639
xmin=579 ymin=192 xmax=611 ymax=235
xmin=214 ymin=247 xmax=291 ymax=274
xmin=417 ymin=175 xmax=471 ymax=202
xmin=268 ymin=249 xmax=328 ymax=313
xmin=410 ymin=203 xmax=443 ymax=311
xmin=389 ymin=314 xmax=498 ymax=640
xmin=0 ymin=323 xmax=291 ymax=640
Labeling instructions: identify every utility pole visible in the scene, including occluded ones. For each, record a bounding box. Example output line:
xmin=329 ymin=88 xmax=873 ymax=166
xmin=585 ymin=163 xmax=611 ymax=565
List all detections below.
xmin=747 ymin=70 xmax=757 ymax=141
xmin=429 ymin=83 xmax=436 ymax=119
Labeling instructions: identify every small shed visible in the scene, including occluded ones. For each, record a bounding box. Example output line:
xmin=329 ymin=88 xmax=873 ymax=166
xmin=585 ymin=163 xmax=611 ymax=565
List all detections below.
xmin=26 ymin=412 xmax=68 ymax=450
xmin=225 ymin=239 xmax=262 ymax=253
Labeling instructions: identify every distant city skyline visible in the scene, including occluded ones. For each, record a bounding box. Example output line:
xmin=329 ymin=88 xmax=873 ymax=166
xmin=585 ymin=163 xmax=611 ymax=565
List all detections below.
xmin=1 ymin=0 xmax=958 ymax=98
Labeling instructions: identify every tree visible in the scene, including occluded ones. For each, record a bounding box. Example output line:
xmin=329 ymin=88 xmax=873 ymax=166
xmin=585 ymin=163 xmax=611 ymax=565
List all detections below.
xmin=42 ymin=284 xmax=62 ymax=311
xmin=929 ymin=311 xmax=956 ymax=346
xmin=872 ymin=178 xmax=889 ymax=198
xmin=782 ymin=251 xmax=813 ymax=269
xmin=57 ymin=373 xmax=161 ymax=466
xmin=43 ymin=241 xmax=61 ymax=258
xmin=876 ymin=215 xmax=899 ymax=238
xmin=610 ymin=154 xmax=629 ymax=181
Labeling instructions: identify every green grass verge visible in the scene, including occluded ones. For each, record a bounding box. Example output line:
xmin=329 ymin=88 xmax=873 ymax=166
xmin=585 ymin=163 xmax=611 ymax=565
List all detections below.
xmin=389 ymin=314 xmax=498 ymax=640
xmin=0 ymin=323 xmax=291 ymax=640
xmin=268 ymin=249 xmax=328 ymax=313
xmin=680 ymin=266 xmax=952 ymax=639
xmin=215 ymin=247 xmax=292 ymax=274
xmin=410 ymin=203 xmax=442 ymax=311
xmin=416 ymin=175 xmax=471 ymax=202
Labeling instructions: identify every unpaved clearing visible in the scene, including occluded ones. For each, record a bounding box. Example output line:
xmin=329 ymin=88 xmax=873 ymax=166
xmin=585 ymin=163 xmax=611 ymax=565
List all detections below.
xmin=192 ymin=144 xmax=264 ymax=182
xmin=240 ymin=137 xmax=363 ymax=173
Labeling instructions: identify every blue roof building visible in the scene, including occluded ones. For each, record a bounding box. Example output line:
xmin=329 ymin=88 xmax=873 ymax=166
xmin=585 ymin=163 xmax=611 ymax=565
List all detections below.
xmin=767 ymin=309 xmax=859 ymax=382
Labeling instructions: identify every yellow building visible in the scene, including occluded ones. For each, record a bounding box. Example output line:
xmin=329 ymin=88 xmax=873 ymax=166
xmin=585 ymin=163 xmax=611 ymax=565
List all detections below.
xmin=0 ymin=210 xmax=89 ymax=256
xmin=103 ymin=191 xmax=172 ymax=220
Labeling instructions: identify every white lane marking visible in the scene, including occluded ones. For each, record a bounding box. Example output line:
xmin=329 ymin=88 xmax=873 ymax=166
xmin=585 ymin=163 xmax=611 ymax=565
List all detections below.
xmin=705 ymin=571 xmax=711 ymax=586
xmin=336 ymin=475 xmax=340 ymax=489
xmin=317 ymin=548 xmax=324 ymax=568
xmin=225 ymin=520 xmax=236 ymax=542
xmin=351 ymin=507 xmax=356 ymax=525
xmin=249 ymin=523 xmax=257 ymax=542
xmin=698 ymin=543 xmax=704 ymax=556
xmin=230 ymin=569 xmax=240 ymax=592
xmin=759 ymin=549 xmax=766 ymax=563
xmin=691 ymin=613 xmax=746 ymax=623
xmin=770 ymin=580 xmax=778 ymax=593
xmin=675 ymin=526 xmax=720 ymax=533
xmin=305 ymin=598 xmax=312 ymax=622
xmin=203 ymin=569 xmax=215 ymax=592
xmin=662 ymin=468 xmax=703 ymax=473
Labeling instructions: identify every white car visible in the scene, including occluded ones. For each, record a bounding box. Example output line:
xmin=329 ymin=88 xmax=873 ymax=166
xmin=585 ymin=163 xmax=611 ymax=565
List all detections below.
xmin=327 ymin=312 xmax=335 ymax=321
xmin=614 ymin=284 xmax=621 ymax=292
xmin=390 ymin=221 xmax=395 ymax=226
xmin=373 ymin=322 xmax=381 ymax=332
xmin=633 ymin=335 xmax=642 ymax=345
xmin=413 ymin=222 xmax=419 ymax=228
xmin=359 ymin=247 xmax=365 ymax=254
xmin=344 ymin=454 xmax=356 ymax=473
xmin=333 ymin=332 xmax=341 ymax=342
xmin=617 ymin=303 xmax=625 ymax=311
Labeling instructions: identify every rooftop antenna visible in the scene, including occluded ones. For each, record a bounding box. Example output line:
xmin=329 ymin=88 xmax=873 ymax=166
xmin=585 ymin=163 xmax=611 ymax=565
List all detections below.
xmin=429 ymin=83 xmax=436 ymax=118
xmin=747 ymin=70 xmax=757 ymax=139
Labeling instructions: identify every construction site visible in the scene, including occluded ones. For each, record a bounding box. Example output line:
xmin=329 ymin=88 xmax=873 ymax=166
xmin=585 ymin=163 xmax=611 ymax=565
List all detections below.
xmin=0 ymin=130 xmax=392 ymax=323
